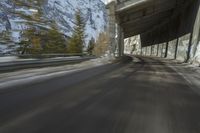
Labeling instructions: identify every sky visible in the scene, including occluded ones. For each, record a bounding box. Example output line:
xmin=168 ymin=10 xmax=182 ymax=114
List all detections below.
xmin=101 ymin=0 xmax=112 ymax=4
xmin=101 ymin=0 xmax=106 ymax=3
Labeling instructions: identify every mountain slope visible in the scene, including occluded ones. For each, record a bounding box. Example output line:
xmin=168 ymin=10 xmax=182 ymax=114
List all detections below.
xmin=0 ymin=0 xmax=107 ymax=54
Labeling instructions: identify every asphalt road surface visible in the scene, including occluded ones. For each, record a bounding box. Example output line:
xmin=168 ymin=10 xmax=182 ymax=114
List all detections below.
xmin=0 ymin=56 xmax=200 ymax=133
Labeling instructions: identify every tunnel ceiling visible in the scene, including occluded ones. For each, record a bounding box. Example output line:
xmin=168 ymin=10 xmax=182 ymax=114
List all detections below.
xmin=116 ymin=0 xmax=197 ymax=46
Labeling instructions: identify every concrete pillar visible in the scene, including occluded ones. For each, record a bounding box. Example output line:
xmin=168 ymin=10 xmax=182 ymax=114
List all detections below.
xmin=174 ymin=38 xmax=179 ymax=59
xmin=106 ymin=1 xmax=117 ymax=56
xmin=161 ymin=44 xmax=163 ymax=57
xmin=117 ymin=26 xmax=124 ymax=57
xmin=106 ymin=1 xmax=126 ymax=57
xmin=186 ymin=32 xmax=194 ymax=62
xmin=150 ymin=45 xmax=153 ymax=56
xmin=164 ymin=42 xmax=169 ymax=58
xmin=120 ymin=28 xmax=125 ymax=56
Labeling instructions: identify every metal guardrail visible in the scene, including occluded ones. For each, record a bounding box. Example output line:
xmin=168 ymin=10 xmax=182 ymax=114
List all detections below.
xmin=0 ymin=53 xmax=88 ymax=58
xmin=0 ymin=56 xmax=95 ymax=73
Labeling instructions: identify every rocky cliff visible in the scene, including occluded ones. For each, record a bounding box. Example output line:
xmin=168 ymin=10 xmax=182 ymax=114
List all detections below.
xmin=0 ymin=0 xmax=107 ymax=54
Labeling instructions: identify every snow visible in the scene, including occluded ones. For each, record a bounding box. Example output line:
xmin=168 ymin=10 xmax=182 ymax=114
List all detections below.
xmin=9 ymin=18 xmax=28 ymax=31
xmin=0 ymin=56 xmax=115 ymax=89
xmin=15 ymin=8 xmax=38 ymax=16
xmin=0 ymin=44 xmax=16 ymax=54
xmin=192 ymin=42 xmax=200 ymax=65
xmin=0 ymin=44 xmax=8 ymax=50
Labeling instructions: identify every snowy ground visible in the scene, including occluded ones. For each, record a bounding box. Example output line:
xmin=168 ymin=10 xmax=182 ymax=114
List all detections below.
xmin=0 ymin=56 xmax=115 ymax=89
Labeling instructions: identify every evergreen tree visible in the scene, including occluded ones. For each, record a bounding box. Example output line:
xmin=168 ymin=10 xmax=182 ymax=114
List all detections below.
xmin=18 ymin=40 xmax=31 ymax=54
xmin=87 ymin=37 xmax=95 ymax=55
xmin=68 ymin=10 xmax=85 ymax=54
xmin=18 ymin=27 xmax=67 ymax=54
xmin=18 ymin=28 xmax=37 ymax=54
xmin=43 ymin=28 xmax=67 ymax=53
xmin=93 ymin=32 xmax=109 ymax=56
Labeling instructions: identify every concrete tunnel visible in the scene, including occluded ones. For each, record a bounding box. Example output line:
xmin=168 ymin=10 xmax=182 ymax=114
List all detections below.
xmin=106 ymin=0 xmax=200 ymax=64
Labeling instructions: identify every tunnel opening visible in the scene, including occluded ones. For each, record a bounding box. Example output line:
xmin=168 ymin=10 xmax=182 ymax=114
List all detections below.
xmin=112 ymin=0 xmax=200 ymax=63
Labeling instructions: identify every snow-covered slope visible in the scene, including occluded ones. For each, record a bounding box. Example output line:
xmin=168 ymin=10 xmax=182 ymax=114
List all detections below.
xmin=45 ymin=0 xmax=107 ymax=41
xmin=0 ymin=0 xmax=107 ymax=54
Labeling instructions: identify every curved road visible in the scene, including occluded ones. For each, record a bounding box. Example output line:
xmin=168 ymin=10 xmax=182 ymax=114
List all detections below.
xmin=0 ymin=56 xmax=200 ymax=133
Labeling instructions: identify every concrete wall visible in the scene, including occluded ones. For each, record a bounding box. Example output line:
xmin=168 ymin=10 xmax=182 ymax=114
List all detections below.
xmin=193 ymin=42 xmax=200 ymax=65
xmin=151 ymin=45 xmax=157 ymax=56
xmin=141 ymin=47 xmax=146 ymax=55
xmin=139 ymin=30 xmax=199 ymax=65
xmin=191 ymin=1 xmax=200 ymax=65
xmin=146 ymin=46 xmax=151 ymax=56
xmin=158 ymin=43 xmax=163 ymax=57
xmin=167 ymin=39 xmax=177 ymax=59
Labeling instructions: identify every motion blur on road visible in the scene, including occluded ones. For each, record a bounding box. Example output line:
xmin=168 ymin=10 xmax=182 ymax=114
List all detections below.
xmin=0 ymin=0 xmax=200 ymax=132
xmin=0 ymin=56 xmax=200 ymax=133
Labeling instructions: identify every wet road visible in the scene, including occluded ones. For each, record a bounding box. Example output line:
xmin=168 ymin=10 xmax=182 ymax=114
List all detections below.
xmin=0 ymin=56 xmax=200 ymax=133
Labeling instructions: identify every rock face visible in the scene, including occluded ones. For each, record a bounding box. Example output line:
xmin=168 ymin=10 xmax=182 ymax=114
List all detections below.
xmin=124 ymin=35 xmax=141 ymax=55
xmin=45 ymin=0 xmax=107 ymax=41
xmin=0 ymin=0 xmax=107 ymax=54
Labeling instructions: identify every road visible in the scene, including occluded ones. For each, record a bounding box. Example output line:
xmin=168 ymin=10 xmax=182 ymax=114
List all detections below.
xmin=0 ymin=56 xmax=200 ymax=133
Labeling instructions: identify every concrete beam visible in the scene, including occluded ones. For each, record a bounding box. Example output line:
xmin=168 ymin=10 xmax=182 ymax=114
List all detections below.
xmin=123 ymin=10 xmax=172 ymax=37
xmin=116 ymin=0 xmax=152 ymax=13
